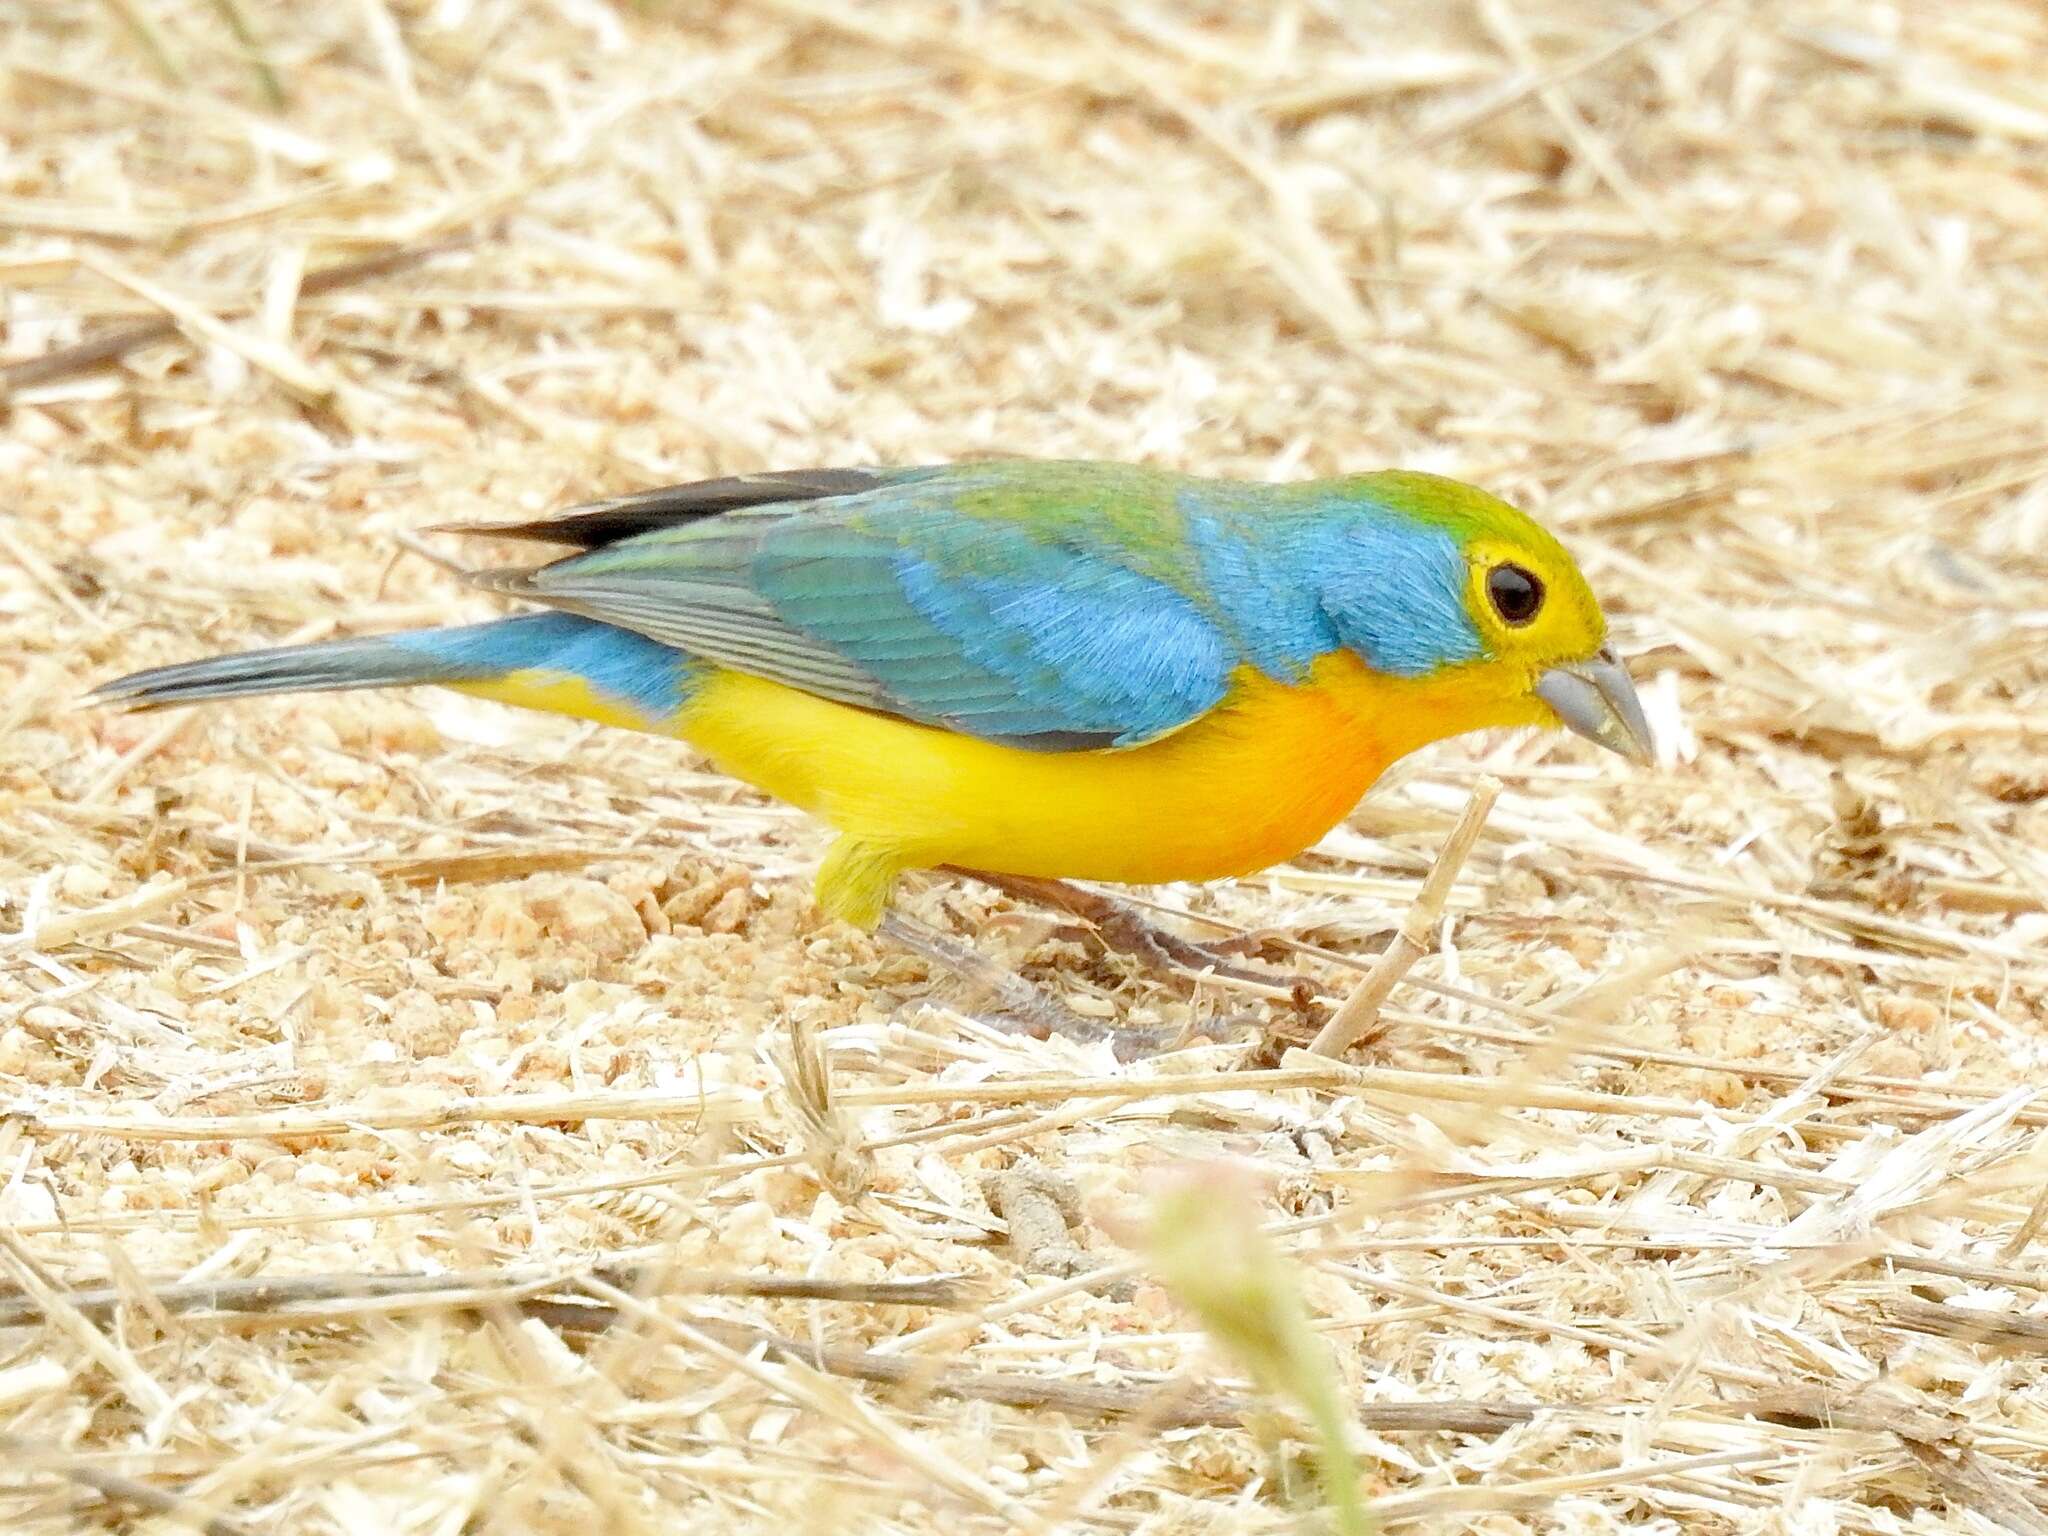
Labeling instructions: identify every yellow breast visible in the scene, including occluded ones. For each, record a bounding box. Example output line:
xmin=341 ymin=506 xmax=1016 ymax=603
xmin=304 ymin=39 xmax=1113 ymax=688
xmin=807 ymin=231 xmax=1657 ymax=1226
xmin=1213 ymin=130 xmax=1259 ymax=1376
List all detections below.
xmin=671 ymin=651 xmax=1526 ymax=916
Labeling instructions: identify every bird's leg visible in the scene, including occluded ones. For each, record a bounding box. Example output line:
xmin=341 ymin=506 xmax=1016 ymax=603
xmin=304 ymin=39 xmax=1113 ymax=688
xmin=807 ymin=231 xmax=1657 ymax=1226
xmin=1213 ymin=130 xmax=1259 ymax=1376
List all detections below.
xmin=940 ymin=866 xmax=1298 ymax=989
xmin=876 ymin=911 xmax=1179 ymax=1060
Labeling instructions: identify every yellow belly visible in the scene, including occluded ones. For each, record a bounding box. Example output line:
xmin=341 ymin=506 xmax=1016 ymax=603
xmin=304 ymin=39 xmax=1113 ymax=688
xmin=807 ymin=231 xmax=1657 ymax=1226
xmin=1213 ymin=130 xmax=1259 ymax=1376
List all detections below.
xmin=457 ymin=651 xmax=1536 ymax=927
xmin=669 ymin=652 xmax=1531 ymax=924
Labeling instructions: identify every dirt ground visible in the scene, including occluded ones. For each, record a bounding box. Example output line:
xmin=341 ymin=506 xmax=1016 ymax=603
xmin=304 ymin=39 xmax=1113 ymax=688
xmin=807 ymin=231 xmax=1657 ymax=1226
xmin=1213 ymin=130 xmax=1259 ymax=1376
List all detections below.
xmin=5 ymin=1 xmax=2048 ymax=1531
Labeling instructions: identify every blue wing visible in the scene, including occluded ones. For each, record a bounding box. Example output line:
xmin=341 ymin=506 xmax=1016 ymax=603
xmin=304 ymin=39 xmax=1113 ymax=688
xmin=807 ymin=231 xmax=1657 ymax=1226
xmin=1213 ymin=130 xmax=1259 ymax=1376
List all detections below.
xmin=477 ymin=466 xmax=1236 ymax=750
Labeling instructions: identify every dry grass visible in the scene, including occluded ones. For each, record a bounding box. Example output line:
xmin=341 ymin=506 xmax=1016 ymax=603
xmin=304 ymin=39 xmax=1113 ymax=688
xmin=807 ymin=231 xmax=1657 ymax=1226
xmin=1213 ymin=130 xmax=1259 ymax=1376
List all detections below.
xmin=5 ymin=0 xmax=2048 ymax=1530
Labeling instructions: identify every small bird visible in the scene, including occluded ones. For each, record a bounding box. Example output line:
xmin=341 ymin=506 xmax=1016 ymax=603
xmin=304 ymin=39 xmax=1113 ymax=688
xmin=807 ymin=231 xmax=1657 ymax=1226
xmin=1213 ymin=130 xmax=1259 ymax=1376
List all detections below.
xmin=91 ymin=461 xmax=1652 ymax=935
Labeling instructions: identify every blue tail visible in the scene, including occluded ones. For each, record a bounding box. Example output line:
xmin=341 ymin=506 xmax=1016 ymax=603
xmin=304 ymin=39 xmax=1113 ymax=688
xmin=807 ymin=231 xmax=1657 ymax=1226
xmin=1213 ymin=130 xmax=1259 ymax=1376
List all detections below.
xmin=89 ymin=612 xmax=695 ymax=724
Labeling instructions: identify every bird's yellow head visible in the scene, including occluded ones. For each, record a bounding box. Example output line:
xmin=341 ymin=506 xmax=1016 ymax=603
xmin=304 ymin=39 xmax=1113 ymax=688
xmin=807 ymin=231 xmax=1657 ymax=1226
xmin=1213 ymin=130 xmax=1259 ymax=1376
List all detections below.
xmin=1317 ymin=470 xmax=1654 ymax=763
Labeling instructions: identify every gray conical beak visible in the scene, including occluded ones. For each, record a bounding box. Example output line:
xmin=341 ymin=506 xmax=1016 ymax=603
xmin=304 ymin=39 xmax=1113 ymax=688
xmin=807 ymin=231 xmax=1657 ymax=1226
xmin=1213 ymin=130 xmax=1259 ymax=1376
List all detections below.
xmin=1534 ymin=645 xmax=1655 ymax=765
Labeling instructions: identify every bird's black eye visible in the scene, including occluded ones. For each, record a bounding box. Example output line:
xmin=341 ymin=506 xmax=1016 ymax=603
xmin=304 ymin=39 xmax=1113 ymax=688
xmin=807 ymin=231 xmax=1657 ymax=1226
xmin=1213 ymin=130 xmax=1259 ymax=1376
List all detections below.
xmin=1486 ymin=563 xmax=1544 ymax=626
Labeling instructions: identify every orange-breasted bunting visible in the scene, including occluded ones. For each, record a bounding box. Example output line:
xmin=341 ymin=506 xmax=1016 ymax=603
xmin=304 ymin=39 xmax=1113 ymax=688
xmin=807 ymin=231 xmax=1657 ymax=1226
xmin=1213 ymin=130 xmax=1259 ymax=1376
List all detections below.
xmin=91 ymin=461 xmax=1654 ymax=926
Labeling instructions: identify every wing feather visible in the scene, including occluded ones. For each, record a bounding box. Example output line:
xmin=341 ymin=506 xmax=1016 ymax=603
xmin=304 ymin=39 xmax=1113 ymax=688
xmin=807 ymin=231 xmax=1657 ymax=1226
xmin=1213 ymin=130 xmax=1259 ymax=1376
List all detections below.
xmin=434 ymin=466 xmax=938 ymax=548
xmin=467 ymin=463 xmax=1242 ymax=750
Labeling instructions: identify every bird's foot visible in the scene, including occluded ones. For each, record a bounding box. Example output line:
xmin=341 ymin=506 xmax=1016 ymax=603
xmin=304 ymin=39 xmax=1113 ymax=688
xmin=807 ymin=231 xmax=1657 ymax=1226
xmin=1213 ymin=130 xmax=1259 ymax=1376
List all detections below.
xmin=941 ymin=867 xmax=1312 ymax=994
xmin=877 ymin=912 xmax=1181 ymax=1061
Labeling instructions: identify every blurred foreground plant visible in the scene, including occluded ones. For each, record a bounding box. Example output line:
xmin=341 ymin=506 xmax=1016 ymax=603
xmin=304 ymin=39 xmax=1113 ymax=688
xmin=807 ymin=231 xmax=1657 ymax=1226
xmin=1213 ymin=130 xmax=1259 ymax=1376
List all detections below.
xmin=1144 ymin=1171 xmax=1373 ymax=1535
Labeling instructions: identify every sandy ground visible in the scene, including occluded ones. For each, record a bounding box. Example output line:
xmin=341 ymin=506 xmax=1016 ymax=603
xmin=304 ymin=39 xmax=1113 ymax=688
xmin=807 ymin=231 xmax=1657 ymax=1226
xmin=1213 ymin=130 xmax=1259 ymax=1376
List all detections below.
xmin=5 ymin=1 xmax=2048 ymax=1531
